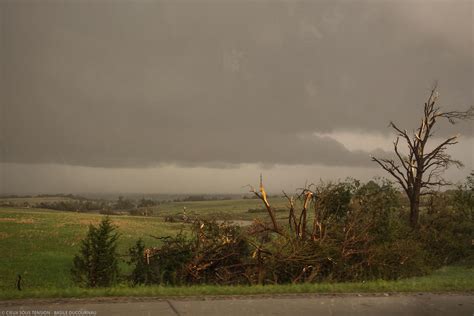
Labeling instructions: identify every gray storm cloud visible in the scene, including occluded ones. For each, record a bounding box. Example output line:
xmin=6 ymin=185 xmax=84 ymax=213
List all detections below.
xmin=1 ymin=1 xmax=472 ymax=168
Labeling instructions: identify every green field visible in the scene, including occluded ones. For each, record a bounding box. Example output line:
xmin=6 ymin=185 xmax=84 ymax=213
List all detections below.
xmin=0 ymin=196 xmax=290 ymax=220
xmin=0 ymin=205 xmax=473 ymax=299
xmin=0 ymin=199 xmax=288 ymax=294
xmin=152 ymin=197 xmax=289 ymax=221
xmin=0 ymin=208 xmax=187 ymax=292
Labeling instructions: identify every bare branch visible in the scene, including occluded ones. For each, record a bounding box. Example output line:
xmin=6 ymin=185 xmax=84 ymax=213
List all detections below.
xmin=439 ymin=106 xmax=474 ymax=124
xmin=371 ymin=156 xmax=408 ymax=194
xmin=424 ymin=135 xmax=459 ymax=164
xmin=389 ymin=122 xmax=416 ymax=155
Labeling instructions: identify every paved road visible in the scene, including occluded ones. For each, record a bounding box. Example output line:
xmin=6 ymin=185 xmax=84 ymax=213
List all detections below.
xmin=0 ymin=294 xmax=473 ymax=316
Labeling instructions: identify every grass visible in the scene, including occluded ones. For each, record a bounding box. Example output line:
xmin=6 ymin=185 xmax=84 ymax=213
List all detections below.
xmin=0 ymin=208 xmax=187 ymax=291
xmin=1 ymin=266 xmax=472 ymax=300
xmin=0 ymin=196 xmax=290 ymax=221
xmin=148 ymin=197 xmax=289 ymax=221
xmin=0 ymin=207 xmax=472 ymax=300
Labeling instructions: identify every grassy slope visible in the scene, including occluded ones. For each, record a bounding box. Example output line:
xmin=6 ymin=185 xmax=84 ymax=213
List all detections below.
xmin=0 ymin=208 xmax=187 ymax=291
xmin=0 ymin=207 xmax=472 ymax=300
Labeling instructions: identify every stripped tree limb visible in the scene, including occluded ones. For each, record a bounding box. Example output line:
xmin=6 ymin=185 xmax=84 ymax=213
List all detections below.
xmin=283 ymin=191 xmax=297 ymax=233
xmin=246 ymin=174 xmax=281 ymax=234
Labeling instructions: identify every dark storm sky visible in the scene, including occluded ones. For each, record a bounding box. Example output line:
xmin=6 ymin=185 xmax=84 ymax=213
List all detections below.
xmin=1 ymin=0 xmax=472 ymax=193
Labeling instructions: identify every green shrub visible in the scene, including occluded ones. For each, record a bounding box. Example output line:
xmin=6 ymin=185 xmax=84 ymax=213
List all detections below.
xmin=452 ymin=171 xmax=474 ymax=217
xmin=367 ymin=238 xmax=431 ymax=280
xmin=128 ymin=239 xmax=156 ymax=285
xmin=129 ymin=231 xmax=195 ymax=286
xmin=353 ymin=179 xmax=401 ymax=241
xmin=420 ymin=191 xmax=473 ymax=267
xmin=313 ymin=180 xmax=356 ymax=220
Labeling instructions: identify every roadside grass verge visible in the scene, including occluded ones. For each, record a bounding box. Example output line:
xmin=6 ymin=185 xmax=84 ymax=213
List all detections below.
xmin=1 ymin=266 xmax=472 ymax=300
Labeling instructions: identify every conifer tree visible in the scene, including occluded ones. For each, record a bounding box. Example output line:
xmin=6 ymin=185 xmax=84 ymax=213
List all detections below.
xmin=71 ymin=217 xmax=120 ymax=287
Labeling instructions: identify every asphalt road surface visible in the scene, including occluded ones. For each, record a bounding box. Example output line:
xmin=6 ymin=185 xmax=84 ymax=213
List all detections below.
xmin=0 ymin=293 xmax=473 ymax=316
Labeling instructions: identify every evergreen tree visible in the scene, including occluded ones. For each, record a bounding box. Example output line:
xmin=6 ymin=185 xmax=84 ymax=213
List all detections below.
xmin=71 ymin=216 xmax=120 ymax=287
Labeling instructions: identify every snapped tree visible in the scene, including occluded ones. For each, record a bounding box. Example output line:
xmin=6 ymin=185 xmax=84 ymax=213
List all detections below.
xmin=371 ymin=86 xmax=473 ymax=228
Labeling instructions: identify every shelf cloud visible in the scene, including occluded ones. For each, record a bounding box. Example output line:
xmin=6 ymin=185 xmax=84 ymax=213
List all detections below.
xmin=1 ymin=1 xmax=472 ymax=170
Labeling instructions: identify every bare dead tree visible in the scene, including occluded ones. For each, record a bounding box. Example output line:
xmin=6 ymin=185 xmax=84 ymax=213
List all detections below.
xmin=371 ymin=85 xmax=473 ymax=228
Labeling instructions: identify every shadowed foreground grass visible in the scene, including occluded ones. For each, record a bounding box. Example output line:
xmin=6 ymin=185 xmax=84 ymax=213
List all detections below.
xmin=1 ymin=266 xmax=472 ymax=300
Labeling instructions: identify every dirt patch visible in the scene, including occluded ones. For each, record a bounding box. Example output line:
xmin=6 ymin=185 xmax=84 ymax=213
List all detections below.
xmin=18 ymin=218 xmax=35 ymax=224
xmin=0 ymin=218 xmax=16 ymax=222
xmin=216 ymin=220 xmax=253 ymax=227
xmin=78 ymin=219 xmax=101 ymax=226
xmin=77 ymin=218 xmax=148 ymax=230
xmin=0 ymin=232 xmax=10 ymax=239
xmin=113 ymin=220 xmax=149 ymax=230
xmin=0 ymin=218 xmax=35 ymax=224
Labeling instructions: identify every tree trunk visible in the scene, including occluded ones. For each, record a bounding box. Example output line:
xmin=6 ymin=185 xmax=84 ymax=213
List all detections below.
xmin=409 ymin=191 xmax=420 ymax=228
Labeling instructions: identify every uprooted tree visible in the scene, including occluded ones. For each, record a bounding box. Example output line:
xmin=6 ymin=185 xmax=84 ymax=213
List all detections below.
xmin=371 ymin=86 xmax=473 ymax=228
